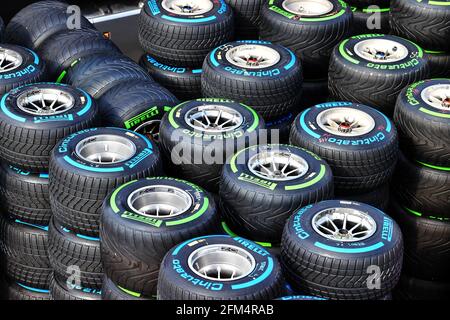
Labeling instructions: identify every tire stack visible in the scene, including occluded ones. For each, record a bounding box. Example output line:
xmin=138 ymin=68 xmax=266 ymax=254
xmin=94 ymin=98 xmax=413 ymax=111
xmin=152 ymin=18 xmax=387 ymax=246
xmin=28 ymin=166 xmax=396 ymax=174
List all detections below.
xmin=259 ymin=0 xmax=352 ymax=116
xmin=138 ymin=0 xmax=234 ymax=102
xmin=0 ymin=81 xmax=98 ymax=300
xmin=47 ymin=127 xmax=163 ymax=300
xmin=349 ymin=0 xmax=390 ymax=36
xmin=390 ymin=0 xmax=450 ymax=78
xmin=390 ymin=79 xmax=450 ymax=300
xmin=290 ymin=102 xmax=398 ymax=211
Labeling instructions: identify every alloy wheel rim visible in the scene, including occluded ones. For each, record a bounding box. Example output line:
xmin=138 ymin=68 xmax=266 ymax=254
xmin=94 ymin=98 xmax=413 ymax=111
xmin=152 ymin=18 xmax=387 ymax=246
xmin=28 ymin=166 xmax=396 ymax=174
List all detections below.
xmin=225 ymin=45 xmax=281 ymax=69
xmin=17 ymin=88 xmax=75 ymax=115
xmin=188 ymin=244 xmax=256 ymax=281
xmin=354 ymin=39 xmax=409 ymax=63
xmin=75 ymin=134 xmax=137 ymax=164
xmin=316 ymin=107 xmax=376 ymax=137
xmin=312 ymin=207 xmax=377 ymax=242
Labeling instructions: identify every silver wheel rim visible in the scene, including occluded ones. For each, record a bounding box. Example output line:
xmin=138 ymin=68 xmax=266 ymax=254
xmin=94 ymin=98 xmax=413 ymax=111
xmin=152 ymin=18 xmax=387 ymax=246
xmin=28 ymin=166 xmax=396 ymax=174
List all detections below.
xmin=17 ymin=88 xmax=75 ymax=115
xmin=421 ymin=84 xmax=450 ymax=111
xmin=354 ymin=39 xmax=409 ymax=63
xmin=316 ymin=107 xmax=376 ymax=137
xmin=161 ymin=0 xmax=213 ymax=15
xmin=135 ymin=120 xmax=161 ymax=141
xmin=282 ymin=0 xmax=334 ymax=16
xmin=75 ymin=134 xmax=136 ymax=164
xmin=185 ymin=105 xmax=244 ymax=133
xmin=0 ymin=48 xmax=22 ymax=73
xmin=225 ymin=45 xmax=281 ymax=69
xmin=248 ymin=150 xmax=309 ymax=181
xmin=312 ymin=208 xmax=377 ymax=242
xmin=127 ymin=185 xmax=192 ymax=218
xmin=188 ymin=244 xmax=256 ymax=281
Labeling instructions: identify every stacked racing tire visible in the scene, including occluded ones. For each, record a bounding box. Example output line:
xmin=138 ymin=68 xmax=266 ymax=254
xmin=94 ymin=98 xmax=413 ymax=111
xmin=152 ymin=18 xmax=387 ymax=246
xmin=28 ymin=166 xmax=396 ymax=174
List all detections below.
xmin=390 ymin=79 xmax=450 ymax=300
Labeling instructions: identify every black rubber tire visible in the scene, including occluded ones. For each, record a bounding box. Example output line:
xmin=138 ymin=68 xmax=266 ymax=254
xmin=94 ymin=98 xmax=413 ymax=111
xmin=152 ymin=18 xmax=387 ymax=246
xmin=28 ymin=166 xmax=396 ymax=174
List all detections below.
xmin=298 ymin=79 xmax=329 ymax=110
xmin=157 ymin=235 xmax=284 ymax=300
xmin=225 ymin=0 xmax=263 ymax=39
xmin=101 ymin=276 xmax=151 ymax=300
xmin=101 ymin=177 xmax=220 ymax=296
xmin=350 ymin=6 xmax=390 ymax=36
xmin=1 ymin=279 xmax=50 ymax=300
xmin=259 ymin=0 xmax=352 ymax=79
xmin=390 ymin=0 xmax=450 ymax=52
xmin=49 ymin=127 xmax=163 ymax=236
xmin=392 ymin=152 xmax=450 ymax=219
xmin=220 ymin=221 xmax=281 ymax=258
xmin=97 ymin=79 xmax=179 ymax=137
xmin=219 ymin=144 xmax=334 ymax=243
xmin=281 ymin=200 xmax=403 ymax=300
xmin=340 ymin=183 xmax=390 ymax=211
xmin=389 ymin=200 xmax=450 ymax=281
xmin=38 ymin=28 xmax=121 ymax=81
xmin=394 ymin=79 xmax=450 ymax=167
xmin=0 ymin=163 xmax=51 ymax=225
xmin=202 ymin=40 xmax=303 ymax=120
xmin=425 ymin=50 xmax=450 ymax=78
xmin=48 ymin=217 xmax=103 ymax=290
xmin=266 ymin=112 xmax=294 ymax=144
xmin=329 ymin=34 xmax=429 ymax=116
xmin=159 ymin=98 xmax=265 ymax=192
xmin=4 ymin=0 xmax=95 ymax=50
xmin=0 ymin=44 xmax=46 ymax=96
xmin=346 ymin=0 xmax=390 ymax=7
xmin=65 ymin=54 xmax=153 ymax=99
xmin=138 ymin=0 xmax=234 ymax=68
xmin=290 ymin=102 xmax=398 ymax=193
xmin=0 ymin=215 xmax=51 ymax=290
xmin=139 ymin=54 xmax=202 ymax=101
xmin=394 ymin=274 xmax=450 ymax=300
xmin=49 ymin=273 xmax=101 ymax=300
xmin=0 ymin=83 xmax=99 ymax=172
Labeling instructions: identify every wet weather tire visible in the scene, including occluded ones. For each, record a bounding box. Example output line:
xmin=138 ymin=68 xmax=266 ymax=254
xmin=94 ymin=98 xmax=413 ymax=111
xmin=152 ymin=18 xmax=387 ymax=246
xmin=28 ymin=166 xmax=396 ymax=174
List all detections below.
xmin=1 ymin=279 xmax=50 ymax=300
xmin=350 ymin=6 xmax=390 ymax=35
xmin=259 ymin=0 xmax=352 ymax=79
xmin=290 ymin=102 xmax=398 ymax=193
xmin=0 ymin=215 xmax=51 ymax=290
xmin=394 ymin=79 xmax=450 ymax=167
xmin=219 ymin=144 xmax=334 ymax=243
xmin=4 ymin=0 xmax=94 ymax=50
xmin=281 ymin=200 xmax=403 ymax=300
xmin=38 ymin=28 xmax=121 ymax=81
xmin=0 ymin=44 xmax=46 ymax=96
xmin=225 ymin=0 xmax=264 ymax=39
xmin=97 ymin=79 xmax=179 ymax=136
xmin=340 ymin=183 xmax=389 ymax=211
xmin=425 ymin=51 xmax=450 ymax=78
xmin=0 ymin=83 xmax=98 ymax=172
xmin=139 ymin=54 xmax=202 ymax=101
xmin=202 ymin=40 xmax=303 ymax=120
xmin=47 ymin=218 xmax=103 ymax=290
xmin=64 ymin=54 xmax=153 ymax=99
xmin=49 ymin=127 xmax=163 ymax=236
xmin=392 ymin=152 xmax=450 ymax=219
xmin=101 ymin=276 xmax=150 ymax=300
xmin=100 ymin=177 xmax=220 ymax=296
xmin=49 ymin=274 xmax=102 ymax=300
xmin=390 ymin=0 xmax=450 ymax=51
xmin=0 ymin=163 xmax=51 ymax=225
xmin=159 ymin=98 xmax=265 ymax=192
xmin=157 ymin=235 xmax=284 ymax=300
xmin=328 ymin=34 xmax=429 ymax=115
xmin=138 ymin=0 xmax=234 ymax=67
xmin=389 ymin=200 xmax=450 ymax=281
